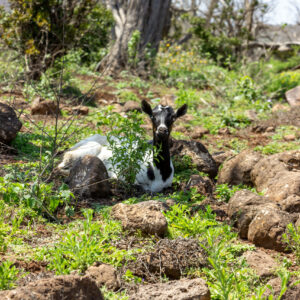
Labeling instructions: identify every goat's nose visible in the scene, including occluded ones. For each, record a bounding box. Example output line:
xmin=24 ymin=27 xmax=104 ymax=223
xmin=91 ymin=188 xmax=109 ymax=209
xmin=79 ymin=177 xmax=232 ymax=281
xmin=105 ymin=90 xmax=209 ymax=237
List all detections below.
xmin=158 ymin=126 xmax=168 ymax=135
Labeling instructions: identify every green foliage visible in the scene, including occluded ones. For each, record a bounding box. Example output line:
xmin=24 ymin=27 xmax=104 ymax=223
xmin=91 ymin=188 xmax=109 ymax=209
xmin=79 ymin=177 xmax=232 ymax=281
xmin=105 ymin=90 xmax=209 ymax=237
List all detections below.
xmin=0 ymin=261 xmax=20 ymax=290
xmin=201 ymin=229 xmax=260 ymax=300
xmin=0 ymin=1 xmax=113 ymax=78
xmin=128 ymin=30 xmax=141 ymax=67
xmin=36 ymin=209 xmax=138 ymax=274
xmin=192 ymin=17 xmax=242 ymax=66
xmin=118 ymin=90 xmax=140 ymax=103
xmin=98 ymin=110 xmax=152 ymax=186
xmin=255 ymin=141 xmax=299 ymax=155
xmin=164 ymin=204 xmax=219 ymax=238
xmin=236 ymin=76 xmax=259 ymax=104
xmin=216 ymin=184 xmax=256 ymax=203
xmin=0 ymin=176 xmax=73 ymax=216
xmin=283 ymin=223 xmax=300 ymax=265
xmin=175 ymin=83 xmax=199 ymax=109
xmin=266 ymin=71 xmax=300 ymax=99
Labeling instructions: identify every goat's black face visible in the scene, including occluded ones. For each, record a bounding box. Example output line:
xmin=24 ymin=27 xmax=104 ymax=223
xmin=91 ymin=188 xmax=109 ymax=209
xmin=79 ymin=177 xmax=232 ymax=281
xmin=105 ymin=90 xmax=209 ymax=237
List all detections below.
xmin=141 ymin=100 xmax=188 ymax=141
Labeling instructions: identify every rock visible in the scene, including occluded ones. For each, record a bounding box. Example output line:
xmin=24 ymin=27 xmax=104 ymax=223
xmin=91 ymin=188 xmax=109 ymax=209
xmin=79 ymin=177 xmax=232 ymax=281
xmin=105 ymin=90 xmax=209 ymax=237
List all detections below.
xmin=266 ymin=126 xmax=275 ymax=132
xmin=0 ymin=102 xmax=22 ymax=145
xmin=191 ymin=127 xmax=209 ymax=139
xmin=130 ymin=278 xmax=211 ymax=300
xmin=186 ymin=174 xmax=214 ymax=196
xmin=212 ymin=151 xmax=235 ymax=168
xmin=285 ymin=86 xmax=300 ymax=107
xmin=170 ymin=139 xmax=218 ymax=178
xmin=0 ymin=275 xmax=104 ymax=300
xmin=228 ymin=190 xmax=278 ymax=238
xmin=66 ymin=155 xmax=111 ymax=199
xmin=279 ymin=150 xmax=300 ymax=171
xmin=281 ymin=195 xmax=300 ymax=213
xmin=272 ymin=103 xmax=289 ymax=112
xmin=261 ymin=172 xmax=300 ymax=203
xmin=122 ymin=101 xmax=142 ymax=113
xmin=85 ymin=263 xmax=120 ymax=291
xmin=72 ymin=106 xmax=89 ymax=115
xmin=296 ymin=216 xmax=300 ymax=227
xmin=263 ymin=277 xmax=300 ymax=300
xmin=248 ymin=208 xmax=293 ymax=251
xmin=218 ymin=127 xmax=231 ymax=135
xmin=245 ymin=109 xmax=258 ymax=121
xmin=128 ymin=238 xmax=207 ymax=280
xmin=242 ymin=250 xmax=278 ymax=278
xmin=218 ymin=151 xmax=262 ymax=186
xmin=31 ymin=97 xmax=60 ymax=115
xmin=111 ymin=201 xmax=169 ymax=236
xmin=284 ymin=134 xmax=296 ymax=141
xmin=251 ymin=150 xmax=300 ymax=202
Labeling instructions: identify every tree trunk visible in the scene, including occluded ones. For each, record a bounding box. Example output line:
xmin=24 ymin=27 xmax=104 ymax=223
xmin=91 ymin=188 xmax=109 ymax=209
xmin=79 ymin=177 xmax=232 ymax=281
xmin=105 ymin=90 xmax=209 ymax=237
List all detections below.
xmin=97 ymin=0 xmax=171 ymax=76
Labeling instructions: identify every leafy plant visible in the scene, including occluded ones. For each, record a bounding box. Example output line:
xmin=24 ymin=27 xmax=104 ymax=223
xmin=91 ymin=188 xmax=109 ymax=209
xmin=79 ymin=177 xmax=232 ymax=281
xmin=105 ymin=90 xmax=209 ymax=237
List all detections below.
xmin=128 ymin=30 xmax=141 ymax=67
xmin=283 ymin=223 xmax=300 ymax=265
xmin=215 ymin=184 xmax=257 ymax=203
xmin=0 ymin=1 xmax=113 ymax=78
xmin=36 ymin=209 xmax=138 ymax=274
xmin=164 ymin=204 xmax=219 ymax=238
xmin=98 ymin=110 xmax=153 ymax=186
xmin=0 ymin=261 xmax=20 ymax=290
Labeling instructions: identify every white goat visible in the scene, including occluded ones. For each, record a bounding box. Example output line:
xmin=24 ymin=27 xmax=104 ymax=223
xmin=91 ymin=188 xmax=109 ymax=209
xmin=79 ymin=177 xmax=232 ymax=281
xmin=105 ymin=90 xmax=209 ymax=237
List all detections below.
xmin=57 ymin=100 xmax=187 ymax=192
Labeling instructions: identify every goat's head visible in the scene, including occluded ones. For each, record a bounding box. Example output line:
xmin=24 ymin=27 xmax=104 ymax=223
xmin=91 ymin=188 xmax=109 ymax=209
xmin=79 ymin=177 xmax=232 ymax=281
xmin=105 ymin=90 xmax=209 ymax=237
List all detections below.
xmin=141 ymin=100 xmax=187 ymax=141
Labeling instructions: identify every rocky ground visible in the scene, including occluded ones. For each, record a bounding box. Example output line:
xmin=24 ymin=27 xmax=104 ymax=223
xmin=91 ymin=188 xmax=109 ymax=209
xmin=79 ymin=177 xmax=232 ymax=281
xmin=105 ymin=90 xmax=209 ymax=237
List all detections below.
xmin=0 ymin=74 xmax=300 ymax=299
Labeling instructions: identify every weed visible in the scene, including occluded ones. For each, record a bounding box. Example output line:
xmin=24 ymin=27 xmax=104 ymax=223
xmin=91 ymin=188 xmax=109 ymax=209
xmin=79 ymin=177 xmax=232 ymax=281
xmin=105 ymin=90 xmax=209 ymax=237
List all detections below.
xmin=164 ymin=204 xmax=219 ymax=238
xmin=36 ymin=209 xmax=139 ymax=274
xmin=0 ymin=261 xmax=20 ymax=290
xmin=283 ymin=223 xmax=300 ymax=265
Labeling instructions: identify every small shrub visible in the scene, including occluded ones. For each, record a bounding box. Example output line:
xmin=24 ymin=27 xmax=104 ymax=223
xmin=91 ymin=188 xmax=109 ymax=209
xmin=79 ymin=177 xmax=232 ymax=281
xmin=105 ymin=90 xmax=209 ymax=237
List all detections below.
xmin=98 ymin=110 xmax=152 ymax=186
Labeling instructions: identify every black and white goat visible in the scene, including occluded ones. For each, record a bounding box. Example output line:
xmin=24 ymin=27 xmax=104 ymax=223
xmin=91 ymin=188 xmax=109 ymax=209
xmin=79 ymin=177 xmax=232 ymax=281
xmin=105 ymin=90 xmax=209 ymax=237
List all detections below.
xmin=57 ymin=100 xmax=187 ymax=192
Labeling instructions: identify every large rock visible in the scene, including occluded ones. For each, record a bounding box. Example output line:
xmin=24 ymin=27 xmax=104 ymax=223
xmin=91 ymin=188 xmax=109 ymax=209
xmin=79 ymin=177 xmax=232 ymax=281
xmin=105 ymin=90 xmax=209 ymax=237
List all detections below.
xmin=128 ymin=238 xmax=207 ymax=280
xmin=170 ymin=139 xmax=218 ymax=178
xmin=212 ymin=151 xmax=235 ymax=168
xmin=263 ymin=277 xmax=300 ymax=300
xmin=85 ymin=263 xmax=120 ymax=291
xmin=285 ymin=86 xmax=300 ymax=107
xmin=251 ymin=151 xmax=300 ymax=202
xmin=0 ymin=102 xmax=22 ymax=145
xmin=228 ymin=190 xmax=279 ymax=238
xmin=66 ymin=155 xmax=111 ymax=199
xmin=122 ymin=100 xmax=142 ymax=113
xmin=248 ymin=208 xmax=295 ymax=251
xmin=281 ymin=195 xmax=300 ymax=213
xmin=31 ymin=97 xmax=60 ymax=115
xmin=186 ymin=174 xmax=214 ymax=196
xmin=218 ymin=151 xmax=262 ymax=186
xmin=242 ymin=250 xmax=278 ymax=278
xmin=111 ymin=201 xmax=169 ymax=236
xmin=130 ymin=278 xmax=210 ymax=300
xmin=0 ymin=275 xmax=103 ymax=300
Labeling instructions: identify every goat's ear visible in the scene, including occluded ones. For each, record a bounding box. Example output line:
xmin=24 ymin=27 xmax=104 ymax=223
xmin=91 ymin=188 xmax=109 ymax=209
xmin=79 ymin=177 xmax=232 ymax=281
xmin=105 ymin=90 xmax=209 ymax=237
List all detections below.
xmin=141 ymin=100 xmax=153 ymax=117
xmin=175 ymin=104 xmax=187 ymax=119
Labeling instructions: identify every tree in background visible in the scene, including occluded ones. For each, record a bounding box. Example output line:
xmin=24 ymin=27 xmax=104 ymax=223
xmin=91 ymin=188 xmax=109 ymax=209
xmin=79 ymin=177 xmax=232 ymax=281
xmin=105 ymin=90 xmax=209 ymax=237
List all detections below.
xmin=98 ymin=0 xmax=171 ymax=76
xmin=171 ymin=0 xmax=269 ymax=66
xmin=0 ymin=0 xmax=113 ymax=80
